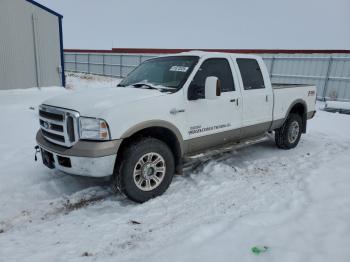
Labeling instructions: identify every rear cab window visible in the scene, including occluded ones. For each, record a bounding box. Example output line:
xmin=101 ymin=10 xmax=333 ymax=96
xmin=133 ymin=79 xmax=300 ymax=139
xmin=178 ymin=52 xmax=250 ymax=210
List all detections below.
xmin=236 ymin=59 xmax=265 ymax=90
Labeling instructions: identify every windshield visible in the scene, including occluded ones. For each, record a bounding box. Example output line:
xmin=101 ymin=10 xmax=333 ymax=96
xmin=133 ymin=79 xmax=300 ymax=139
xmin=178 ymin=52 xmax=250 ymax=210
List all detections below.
xmin=118 ymin=56 xmax=199 ymax=91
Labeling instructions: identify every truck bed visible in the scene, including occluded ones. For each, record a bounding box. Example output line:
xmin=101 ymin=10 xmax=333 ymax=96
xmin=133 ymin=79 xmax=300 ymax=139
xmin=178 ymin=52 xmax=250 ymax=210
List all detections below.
xmin=272 ymin=83 xmax=317 ymax=122
xmin=272 ymin=83 xmax=314 ymax=89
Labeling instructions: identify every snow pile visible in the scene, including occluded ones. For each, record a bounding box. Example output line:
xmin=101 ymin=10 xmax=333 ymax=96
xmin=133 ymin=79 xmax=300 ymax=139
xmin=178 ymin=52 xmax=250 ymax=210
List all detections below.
xmin=65 ymin=72 xmax=121 ymax=89
xmin=0 ymin=74 xmax=350 ymax=261
xmin=325 ymin=100 xmax=350 ymax=113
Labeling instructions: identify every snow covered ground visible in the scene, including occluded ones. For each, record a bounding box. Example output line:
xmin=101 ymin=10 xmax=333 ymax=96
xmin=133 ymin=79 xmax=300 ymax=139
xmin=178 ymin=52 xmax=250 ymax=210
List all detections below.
xmin=325 ymin=100 xmax=350 ymax=114
xmin=0 ymin=74 xmax=350 ymax=262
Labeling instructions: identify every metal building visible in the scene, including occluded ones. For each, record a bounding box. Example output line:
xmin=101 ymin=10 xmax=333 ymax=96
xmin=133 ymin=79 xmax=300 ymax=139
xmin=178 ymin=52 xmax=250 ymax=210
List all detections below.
xmin=0 ymin=0 xmax=65 ymax=90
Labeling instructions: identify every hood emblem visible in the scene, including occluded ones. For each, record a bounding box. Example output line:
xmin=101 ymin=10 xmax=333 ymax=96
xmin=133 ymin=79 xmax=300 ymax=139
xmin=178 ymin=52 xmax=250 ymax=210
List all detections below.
xmin=43 ymin=121 xmax=50 ymax=129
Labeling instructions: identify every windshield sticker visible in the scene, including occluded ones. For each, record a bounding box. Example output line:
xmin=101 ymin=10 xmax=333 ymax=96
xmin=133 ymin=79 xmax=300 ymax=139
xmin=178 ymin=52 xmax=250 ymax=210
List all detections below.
xmin=170 ymin=66 xmax=189 ymax=72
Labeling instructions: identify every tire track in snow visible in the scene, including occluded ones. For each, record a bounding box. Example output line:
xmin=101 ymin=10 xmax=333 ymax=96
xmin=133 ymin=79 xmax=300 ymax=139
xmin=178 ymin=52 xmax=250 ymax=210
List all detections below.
xmin=95 ymin=134 xmax=349 ymax=260
xmin=1 ymin=133 xmax=348 ymax=261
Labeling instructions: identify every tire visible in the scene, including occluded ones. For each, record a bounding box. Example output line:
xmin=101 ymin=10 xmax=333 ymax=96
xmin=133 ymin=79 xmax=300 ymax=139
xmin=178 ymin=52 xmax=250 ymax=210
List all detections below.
xmin=275 ymin=113 xmax=303 ymax=149
xmin=113 ymin=138 xmax=175 ymax=203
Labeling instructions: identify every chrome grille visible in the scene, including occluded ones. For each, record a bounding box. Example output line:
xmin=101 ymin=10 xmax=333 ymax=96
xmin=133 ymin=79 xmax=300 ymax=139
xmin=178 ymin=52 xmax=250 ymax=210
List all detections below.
xmin=39 ymin=105 xmax=80 ymax=147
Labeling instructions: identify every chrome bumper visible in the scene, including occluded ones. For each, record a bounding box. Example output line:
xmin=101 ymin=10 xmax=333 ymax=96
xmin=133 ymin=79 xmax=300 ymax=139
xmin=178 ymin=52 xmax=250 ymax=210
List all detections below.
xmin=36 ymin=130 xmax=120 ymax=177
xmin=39 ymin=146 xmax=116 ymax=177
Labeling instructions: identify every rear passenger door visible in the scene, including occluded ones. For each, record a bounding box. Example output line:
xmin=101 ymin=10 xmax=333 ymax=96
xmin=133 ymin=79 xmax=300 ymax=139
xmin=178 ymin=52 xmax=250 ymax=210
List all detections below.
xmin=236 ymin=58 xmax=273 ymax=135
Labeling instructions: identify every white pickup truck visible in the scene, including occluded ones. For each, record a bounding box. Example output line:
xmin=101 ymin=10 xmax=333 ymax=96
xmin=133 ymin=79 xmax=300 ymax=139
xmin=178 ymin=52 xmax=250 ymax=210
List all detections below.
xmin=36 ymin=51 xmax=316 ymax=203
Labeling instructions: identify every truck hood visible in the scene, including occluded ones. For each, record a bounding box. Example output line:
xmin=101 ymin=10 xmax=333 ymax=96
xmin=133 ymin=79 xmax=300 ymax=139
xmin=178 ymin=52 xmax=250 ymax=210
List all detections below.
xmin=42 ymin=87 xmax=166 ymax=117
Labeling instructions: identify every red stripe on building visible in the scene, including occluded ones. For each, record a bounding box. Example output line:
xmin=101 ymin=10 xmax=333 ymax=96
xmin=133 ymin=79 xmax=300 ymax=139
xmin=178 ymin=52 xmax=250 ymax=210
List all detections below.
xmin=64 ymin=48 xmax=350 ymax=54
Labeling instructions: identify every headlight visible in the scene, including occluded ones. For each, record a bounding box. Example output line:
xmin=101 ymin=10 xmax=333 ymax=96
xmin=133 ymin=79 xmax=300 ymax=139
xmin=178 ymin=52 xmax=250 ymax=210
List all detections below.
xmin=79 ymin=117 xmax=110 ymax=140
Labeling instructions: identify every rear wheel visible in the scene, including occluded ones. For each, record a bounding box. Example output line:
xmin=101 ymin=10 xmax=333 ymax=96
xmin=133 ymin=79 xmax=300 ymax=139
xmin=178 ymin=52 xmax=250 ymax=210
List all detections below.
xmin=113 ymin=138 xmax=175 ymax=203
xmin=275 ymin=113 xmax=303 ymax=149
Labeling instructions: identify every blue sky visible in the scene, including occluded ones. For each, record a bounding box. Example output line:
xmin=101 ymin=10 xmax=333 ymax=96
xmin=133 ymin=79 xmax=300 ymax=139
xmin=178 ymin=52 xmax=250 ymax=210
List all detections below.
xmin=37 ymin=0 xmax=350 ymax=50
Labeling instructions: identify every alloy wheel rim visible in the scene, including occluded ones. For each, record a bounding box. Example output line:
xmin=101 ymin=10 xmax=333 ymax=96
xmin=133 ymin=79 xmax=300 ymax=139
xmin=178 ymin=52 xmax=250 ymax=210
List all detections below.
xmin=133 ymin=152 xmax=166 ymax=191
xmin=288 ymin=121 xmax=300 ymax=144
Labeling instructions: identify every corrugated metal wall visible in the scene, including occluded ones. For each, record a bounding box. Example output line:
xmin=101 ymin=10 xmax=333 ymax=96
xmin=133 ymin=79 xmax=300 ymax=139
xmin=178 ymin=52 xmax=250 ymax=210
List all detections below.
xmin=64 ymin=53 xmax=153 ymax=78
xmin=0 ymin=0 xmax=62 ymax=90
xmin=261 ymin=54 xmax=350 ymax=101
xmin=64 ymin=52 xmax=350 ymax=101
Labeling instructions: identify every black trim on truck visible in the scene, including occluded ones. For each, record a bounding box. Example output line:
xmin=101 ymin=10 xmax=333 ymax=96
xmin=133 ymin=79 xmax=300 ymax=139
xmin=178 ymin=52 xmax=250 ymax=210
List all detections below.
xmin=307 ymin=111 xmax=316 ymax=119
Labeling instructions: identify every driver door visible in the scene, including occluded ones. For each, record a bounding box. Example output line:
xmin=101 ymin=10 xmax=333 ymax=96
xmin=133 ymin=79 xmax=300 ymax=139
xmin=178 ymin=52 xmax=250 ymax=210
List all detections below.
xmin=185 ymin=58 xmax=242 ymax=153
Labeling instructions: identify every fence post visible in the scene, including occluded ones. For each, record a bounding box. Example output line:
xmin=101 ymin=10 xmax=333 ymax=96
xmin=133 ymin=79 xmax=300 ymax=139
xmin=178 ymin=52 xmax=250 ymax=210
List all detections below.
xmin=120 ymin=55 xmax=123 ymax=78
xmin=322 ymin=56 xmax=333 ymax=101
xmin=87 ymin=53 xmax=90 ymax=74
xmin=102 ymin=54 xmax=105 ymax=75
xmin=75 ymin=53 xmax=77 ymax=72
xmin=269 ymin=56 xmax=275 ymax=79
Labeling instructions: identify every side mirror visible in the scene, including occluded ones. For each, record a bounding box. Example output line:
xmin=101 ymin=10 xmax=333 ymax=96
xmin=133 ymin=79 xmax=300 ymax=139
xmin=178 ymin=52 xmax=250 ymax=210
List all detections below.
xmin=205 ymin=76 xmax=221 ymax=99
xmin=188 ymin=83 xmax=204 ymax=101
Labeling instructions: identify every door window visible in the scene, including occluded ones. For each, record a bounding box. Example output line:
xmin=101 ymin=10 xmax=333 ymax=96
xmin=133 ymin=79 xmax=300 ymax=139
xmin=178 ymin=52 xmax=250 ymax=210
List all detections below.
xmin=191 ymin=58 xmax=235 ymax=94
xmin=236 ymin=59 xmax=265 ymax=90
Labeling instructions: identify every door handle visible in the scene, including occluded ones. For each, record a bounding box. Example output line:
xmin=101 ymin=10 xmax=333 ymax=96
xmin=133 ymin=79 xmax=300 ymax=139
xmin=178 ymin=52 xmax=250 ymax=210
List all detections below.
xmin=170 ymin=108 xmax=185 ymax=115
xmin=230 ymin=99 xmax=239 ymax=106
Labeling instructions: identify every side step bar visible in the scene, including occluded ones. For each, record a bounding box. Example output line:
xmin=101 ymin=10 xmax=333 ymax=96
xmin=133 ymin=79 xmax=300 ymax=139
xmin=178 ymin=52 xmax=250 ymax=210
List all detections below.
xmin=182 ymin=133 xmax=271 ymax=172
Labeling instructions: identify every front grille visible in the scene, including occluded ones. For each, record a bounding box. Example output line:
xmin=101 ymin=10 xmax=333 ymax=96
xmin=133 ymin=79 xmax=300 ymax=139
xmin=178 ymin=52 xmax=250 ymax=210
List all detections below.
xmin=40 ymin=119 xmax=64 ymax=132
xmin=39 ymin=105 xmax=79 ymax=147
xmin=39 ymin=110 xmax=64 ymax=121
xmin=66 ymin=116 xmax=75 ymax=142
xmin=42 ymin=129 xmax=65 ymax=142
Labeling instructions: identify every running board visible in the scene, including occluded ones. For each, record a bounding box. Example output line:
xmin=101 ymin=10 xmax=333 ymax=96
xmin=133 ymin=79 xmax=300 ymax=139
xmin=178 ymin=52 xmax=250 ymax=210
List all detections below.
xmin=182 ymin=133 xmax=271 ymax=172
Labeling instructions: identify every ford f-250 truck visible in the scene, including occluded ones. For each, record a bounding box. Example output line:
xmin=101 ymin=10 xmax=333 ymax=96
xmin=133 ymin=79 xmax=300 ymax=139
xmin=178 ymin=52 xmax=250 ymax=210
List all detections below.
xmin=36 ymin=51 xmax=316 ymax=203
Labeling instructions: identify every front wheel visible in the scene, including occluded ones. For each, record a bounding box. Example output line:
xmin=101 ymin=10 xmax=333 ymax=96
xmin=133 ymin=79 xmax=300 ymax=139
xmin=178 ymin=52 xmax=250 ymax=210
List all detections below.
xmin=113 ymin=138 xmax=175 ymax=203
xmin=275 ymin=113 xmax=303 ymax=149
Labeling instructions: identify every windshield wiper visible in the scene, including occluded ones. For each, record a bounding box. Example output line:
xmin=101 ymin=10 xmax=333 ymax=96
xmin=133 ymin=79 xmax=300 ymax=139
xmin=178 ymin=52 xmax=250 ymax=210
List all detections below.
xmin=130 ymin=82 xmax=174 ymax=92
xmin=117 ymin=82 xmax=156 ymax=89
xmin=132 ymin=83 xmax=159 ymax=90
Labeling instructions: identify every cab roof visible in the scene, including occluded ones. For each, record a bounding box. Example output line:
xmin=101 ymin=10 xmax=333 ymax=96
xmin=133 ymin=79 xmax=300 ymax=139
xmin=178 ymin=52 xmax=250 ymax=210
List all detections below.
xmin=162 ymin=50 xmax=262 ymax=60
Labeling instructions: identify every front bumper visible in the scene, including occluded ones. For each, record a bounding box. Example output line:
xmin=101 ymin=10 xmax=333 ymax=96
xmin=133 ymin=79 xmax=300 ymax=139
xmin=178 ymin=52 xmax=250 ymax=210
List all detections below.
xmin=36 ymin=131 xmax=121 ymax=177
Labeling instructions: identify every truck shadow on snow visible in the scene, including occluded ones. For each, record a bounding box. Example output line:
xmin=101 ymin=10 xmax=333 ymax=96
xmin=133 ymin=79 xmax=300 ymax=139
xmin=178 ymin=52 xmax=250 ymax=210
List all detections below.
xmin=0 ymin=135 xmax=338 ymax=234
xmin=47 ymin=138 xmax=287 ymax=210
xmin=37 ymin=133 xmax=333 ymax=216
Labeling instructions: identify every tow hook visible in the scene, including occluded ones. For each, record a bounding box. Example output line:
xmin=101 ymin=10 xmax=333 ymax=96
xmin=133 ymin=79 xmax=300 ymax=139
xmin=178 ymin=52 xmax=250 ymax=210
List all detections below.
xmin=34 ymin=145 xmax=40 ymax=161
